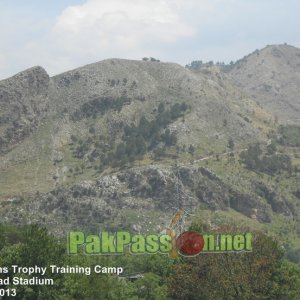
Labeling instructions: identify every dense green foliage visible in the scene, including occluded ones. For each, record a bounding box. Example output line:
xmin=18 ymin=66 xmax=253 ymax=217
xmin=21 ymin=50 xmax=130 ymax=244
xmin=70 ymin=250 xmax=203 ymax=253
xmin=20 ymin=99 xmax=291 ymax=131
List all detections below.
xmin=239 ymin=143 xmax=292 ymax=175
xmin=0 ymin=225 xmax=65 ymax=299
xmin=0 ymin=224 xmax=299 ymax=299
xmin=142 ymin=57 xmax=160 ymax=62
xmin=70 ymin=102 xmax=189 ymax=171
xmin=168 ymin=232 xmax=300 ymax=300
xmin=72 ymin=97 xmax=130 ymax=120
xmin=117 ymin=102 xmax=188 ymax=163
xmin=185 ymin=60 xmax=236 ymax=73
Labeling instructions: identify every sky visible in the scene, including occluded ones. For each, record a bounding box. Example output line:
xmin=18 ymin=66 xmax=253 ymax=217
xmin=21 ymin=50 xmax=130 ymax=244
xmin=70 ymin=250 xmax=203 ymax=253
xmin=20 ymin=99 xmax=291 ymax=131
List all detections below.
xmin=0 ymin=0 xmax=299 ymax=79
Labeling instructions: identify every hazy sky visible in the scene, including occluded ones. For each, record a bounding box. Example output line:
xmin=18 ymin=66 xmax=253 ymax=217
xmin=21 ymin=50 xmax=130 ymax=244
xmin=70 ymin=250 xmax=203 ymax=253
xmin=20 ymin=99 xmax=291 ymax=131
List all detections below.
xmin=0 ymin=0 xmax=299 ymax=79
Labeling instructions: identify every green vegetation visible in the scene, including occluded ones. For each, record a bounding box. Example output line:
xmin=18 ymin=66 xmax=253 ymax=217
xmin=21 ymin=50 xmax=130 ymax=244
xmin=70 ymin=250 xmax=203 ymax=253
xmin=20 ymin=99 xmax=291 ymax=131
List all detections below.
xmin=168 ymin=231 xmax=300 ymax=300
xmin=240 ymin=143 xmax=292 ymax=175
xmin=278 ymin=125 xmax=300 ymax=146
xmin=0 ymin=224 xmax=299 ymax=299
xmin=186 ymin=60 xmax=236 ymax=73
xmin=70 ymin=102 xmax=189 ymax=171
xmin=118 ymin=103 xmax=188 ymax=161
xmin=193 ymin=145 xmax=300 ymax=252
xmin=0 ymin=225 xmax=65 ymax=299
xmin=142 ymin=57 xmax=160 ymax=62
xmin=72 ymin=96 xmax=130 ymax=120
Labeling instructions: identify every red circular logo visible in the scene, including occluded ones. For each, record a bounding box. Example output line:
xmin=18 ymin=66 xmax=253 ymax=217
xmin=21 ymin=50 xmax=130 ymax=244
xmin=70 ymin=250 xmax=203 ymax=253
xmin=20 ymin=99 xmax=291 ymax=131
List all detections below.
xmin=176 ymin=231 xmax=205 ymax=256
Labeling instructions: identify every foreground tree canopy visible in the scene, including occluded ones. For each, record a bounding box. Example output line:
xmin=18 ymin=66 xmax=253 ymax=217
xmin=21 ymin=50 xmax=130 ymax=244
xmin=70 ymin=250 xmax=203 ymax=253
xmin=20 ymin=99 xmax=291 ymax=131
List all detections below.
xmin=0 ymin=224 xmax=299 ymax=299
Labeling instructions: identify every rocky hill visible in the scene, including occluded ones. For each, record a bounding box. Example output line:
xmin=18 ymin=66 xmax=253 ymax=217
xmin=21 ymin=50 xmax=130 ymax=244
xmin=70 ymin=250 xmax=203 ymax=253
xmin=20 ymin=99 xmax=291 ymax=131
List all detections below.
xmin=228 ymin=44 xmax=300 ymax=124
xmin=0 ymin=50 xmax=299 ymax=255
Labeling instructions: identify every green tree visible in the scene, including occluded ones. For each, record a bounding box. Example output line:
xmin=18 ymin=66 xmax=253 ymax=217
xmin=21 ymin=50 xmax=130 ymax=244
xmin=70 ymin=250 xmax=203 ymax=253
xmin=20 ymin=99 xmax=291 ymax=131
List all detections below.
xmin=0 ymin=225 xmax=65 ymax=300
xmin=158 ymin=102 xmax=165 ymax=113
xmin=269 ymin=260 xmax=300 ymax=299
xmin=135 ymin=273 xmax=168 ymax=300
xmin=240 ymin=143 xmax=262 ymax=170
xmin=228 ymin=138 xmax=235 ymax=150
xmin=167 ymin=231 xmax=291 ymax=300
xmin=266 ymin=142 xmax=277 ymax=155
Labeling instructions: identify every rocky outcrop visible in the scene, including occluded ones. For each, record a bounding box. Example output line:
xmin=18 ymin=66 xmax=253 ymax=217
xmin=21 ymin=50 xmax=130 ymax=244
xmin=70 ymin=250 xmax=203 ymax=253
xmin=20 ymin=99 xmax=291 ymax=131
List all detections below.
xmin=1 ymin=164 xmax=284 ymax=233
xmin=0 ymin=66 xmax=51 ymax=153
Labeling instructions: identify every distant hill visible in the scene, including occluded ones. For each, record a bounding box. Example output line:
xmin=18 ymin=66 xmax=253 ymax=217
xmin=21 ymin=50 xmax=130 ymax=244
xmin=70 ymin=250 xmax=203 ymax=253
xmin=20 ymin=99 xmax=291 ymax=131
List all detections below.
xmin=228 ymin=44 xmax=300 ymax=124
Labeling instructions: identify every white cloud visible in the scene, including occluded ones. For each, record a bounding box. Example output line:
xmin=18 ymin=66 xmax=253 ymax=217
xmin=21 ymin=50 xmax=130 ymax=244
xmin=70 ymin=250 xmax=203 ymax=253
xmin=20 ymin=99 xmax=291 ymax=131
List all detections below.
xmin=38 ymin=0 xmax=203 ymax=74
xmin=1 ymin=0 xmax=299 ymax=79
xmin=33 ymin=0 xmax=229 ymax=75
xmin=9 ymin=0 xmax=212 ymax=75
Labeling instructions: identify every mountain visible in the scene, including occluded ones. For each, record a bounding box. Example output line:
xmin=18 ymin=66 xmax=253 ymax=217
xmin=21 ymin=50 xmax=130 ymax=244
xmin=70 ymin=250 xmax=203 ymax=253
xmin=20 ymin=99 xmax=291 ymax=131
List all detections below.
xmin=0 ymin=58 xmax=269 ymax=197
xmin=228 ymin=44 xmax=300 ymax=124
xmin=0 ymin=52 xmax=299 ymax=257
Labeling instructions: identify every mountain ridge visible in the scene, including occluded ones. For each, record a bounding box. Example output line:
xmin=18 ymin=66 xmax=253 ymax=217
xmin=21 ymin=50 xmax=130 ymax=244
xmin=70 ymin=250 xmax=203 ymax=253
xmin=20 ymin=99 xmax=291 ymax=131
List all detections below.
xmin=0 ymin=46 xmax=299 ymax=255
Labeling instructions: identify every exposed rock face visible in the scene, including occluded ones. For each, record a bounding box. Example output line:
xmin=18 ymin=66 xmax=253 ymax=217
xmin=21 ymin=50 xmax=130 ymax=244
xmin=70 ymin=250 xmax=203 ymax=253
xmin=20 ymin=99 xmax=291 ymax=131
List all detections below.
xmin=1 ymin=164 xmax=285 ymax=233
xmin=0 ymin=66 xmax=51 ymax=153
